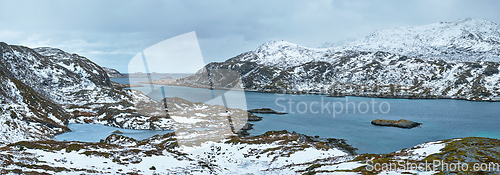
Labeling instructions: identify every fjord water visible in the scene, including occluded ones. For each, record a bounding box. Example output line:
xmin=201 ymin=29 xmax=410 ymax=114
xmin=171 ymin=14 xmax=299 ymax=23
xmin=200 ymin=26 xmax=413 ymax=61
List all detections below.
xmin=55 ymin=124 xmax=173 ymax=142
xmin=247 ymin=95 xmax=500 ymax=154
xmin=109 ymin=77 xmax=500 ymax=154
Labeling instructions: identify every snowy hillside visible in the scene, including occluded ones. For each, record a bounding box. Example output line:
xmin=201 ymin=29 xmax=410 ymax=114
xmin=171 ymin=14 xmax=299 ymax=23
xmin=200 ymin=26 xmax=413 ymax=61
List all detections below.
xmin=172 ymin=18 xmax=500 ymax=101
xmin=0 ymin=130 xmax=356 ymax=174
xmin=344 ymin=18 xmax=500 ymax=62
xmin=227 ymin=19 xmax=500 ymax=67
xmin=1 ymin=130 xmax=499 ymax=174
xmin=0 ymin=42 xmax=174 ymax=145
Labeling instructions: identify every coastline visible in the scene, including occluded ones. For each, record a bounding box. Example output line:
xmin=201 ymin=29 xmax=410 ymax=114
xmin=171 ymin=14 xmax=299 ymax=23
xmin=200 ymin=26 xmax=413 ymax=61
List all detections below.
xmin=137 ymin=80 xmax=500 ymax=102
xmin=100 ymin=79 xmax=500 ymax=154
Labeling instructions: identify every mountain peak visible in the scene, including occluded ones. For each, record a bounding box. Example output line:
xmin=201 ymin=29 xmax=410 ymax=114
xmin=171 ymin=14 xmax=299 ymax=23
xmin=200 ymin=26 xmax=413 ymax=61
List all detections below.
xmin=437 ymin=18 xmax=499 ymax=32
xmin=255 ymin=40 xmax=299 ymax=53
xmin=33 ymin=47 xmax=73 ymax=58
xmin=34 ymin=47 xmax=66 ymax=53
xmin=359 ymin=18 xmax=499 ymax=44
xmin=260 ymin=40 xmax=294 ymax=46
xmin=245 ymin=40 xmax=330 ymax=67
xmin=453 ymin=17 xmax=497 ymax=25
xmin=255 ymin=40 xmax=329 ymax=54
xmin=341 ymin=18 xmax=500 ymax=62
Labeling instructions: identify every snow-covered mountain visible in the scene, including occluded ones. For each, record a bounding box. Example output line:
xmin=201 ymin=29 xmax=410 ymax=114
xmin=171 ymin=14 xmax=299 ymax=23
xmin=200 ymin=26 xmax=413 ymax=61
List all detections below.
xmin=172 ymin=18 xmax=500 ymax=101
xmin=343 ymin=18 xmax=500 ymax=62
xmin=244 ymin=40 xmax=331 ymax=67
xmin=230 ymin=18 xmax=500 ymax=67
xmin=0 ymin=42 xmax=173 ymax=144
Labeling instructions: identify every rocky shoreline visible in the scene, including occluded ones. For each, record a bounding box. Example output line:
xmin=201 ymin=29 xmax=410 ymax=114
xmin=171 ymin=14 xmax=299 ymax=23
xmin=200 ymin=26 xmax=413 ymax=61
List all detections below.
xmin=142 ymin=79 xmax=500 ymax=102
xmin=248 ymin=108 xmax=288 ymax=114
xmin=111 ymin=82 xmax=144 ymax=88
xmin=3 ymin=131 xmax=500 ymax=174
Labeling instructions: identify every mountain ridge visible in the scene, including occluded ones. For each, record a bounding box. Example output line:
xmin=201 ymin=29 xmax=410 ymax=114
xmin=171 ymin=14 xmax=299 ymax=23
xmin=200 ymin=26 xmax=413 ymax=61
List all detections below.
xmin=341 ymin=18 xmax=500 ymax=62
xmin=236 ymin=18 xmax=500 ymax=67
xmin=168 ymin=18 xmax=500 ymax=101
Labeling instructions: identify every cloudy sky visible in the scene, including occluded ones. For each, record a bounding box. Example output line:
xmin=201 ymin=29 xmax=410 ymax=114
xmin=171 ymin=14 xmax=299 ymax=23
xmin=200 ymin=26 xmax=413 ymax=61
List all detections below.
xmin=1 ymin=0 xmax=499 ymax=73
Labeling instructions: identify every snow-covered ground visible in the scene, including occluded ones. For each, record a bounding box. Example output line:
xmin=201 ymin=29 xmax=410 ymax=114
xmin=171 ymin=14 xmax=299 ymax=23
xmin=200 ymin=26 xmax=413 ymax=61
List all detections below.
xmin=4 ymin=132 xmax=493 ymax=174
xmin=0 ymin=130 xmax=356 ymax=174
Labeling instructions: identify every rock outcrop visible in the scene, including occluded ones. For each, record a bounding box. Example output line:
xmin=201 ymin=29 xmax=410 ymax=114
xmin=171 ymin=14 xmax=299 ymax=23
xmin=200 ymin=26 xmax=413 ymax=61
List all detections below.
xmin=102 ymin=67 xmax=123 ymax=78
xmin=371 ymin=119 xmax=422 ymax=129
xmin=248 ymin=108 xmax=288 ymax=114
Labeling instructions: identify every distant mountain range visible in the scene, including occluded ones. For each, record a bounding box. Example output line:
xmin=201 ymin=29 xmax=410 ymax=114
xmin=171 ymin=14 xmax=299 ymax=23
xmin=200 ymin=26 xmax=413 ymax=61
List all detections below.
xmin=171 ymin=18 xmax=500 ymax=101
xmin=342 ymin=18 xmax=500 ymax=62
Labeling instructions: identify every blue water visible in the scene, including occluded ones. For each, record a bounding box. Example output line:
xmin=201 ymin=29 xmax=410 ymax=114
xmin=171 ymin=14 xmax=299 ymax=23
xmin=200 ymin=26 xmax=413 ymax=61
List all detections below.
xmin=111 ymin=74 xmax=191 ymax=85
xmin=243 ymin=95 xmax=500 ymax=154
xmin=107 ymin=77 xmax=500 ymax=153
xmin=54 ymin=124 xmax=173 ymax=142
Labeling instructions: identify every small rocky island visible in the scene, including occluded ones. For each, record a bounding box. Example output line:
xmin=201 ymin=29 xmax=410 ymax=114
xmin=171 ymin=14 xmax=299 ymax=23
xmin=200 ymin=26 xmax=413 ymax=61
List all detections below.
xmin=110 ymin=82 xmax=143 ymax=88
xmin=371 ymin=119 xmax=421 ymax=129
xmin=247 ymin=112 xmax=263 ymax=121
xmin=248 ymin=108 xmax=288 ymax=114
